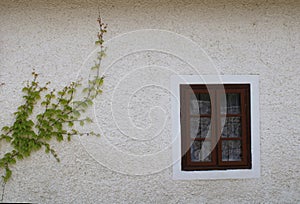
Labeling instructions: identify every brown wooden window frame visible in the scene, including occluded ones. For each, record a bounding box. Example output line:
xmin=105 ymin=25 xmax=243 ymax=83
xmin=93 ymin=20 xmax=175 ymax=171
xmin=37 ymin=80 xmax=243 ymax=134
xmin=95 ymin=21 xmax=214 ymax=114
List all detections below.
xmin=180 ymin=84 xmax=251 ymax=171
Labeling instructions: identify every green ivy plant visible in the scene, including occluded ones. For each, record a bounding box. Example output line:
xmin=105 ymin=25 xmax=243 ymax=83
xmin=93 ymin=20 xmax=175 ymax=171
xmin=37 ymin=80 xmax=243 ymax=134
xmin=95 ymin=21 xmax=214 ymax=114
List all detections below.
xmin=0 ymin=16 xmax=107 ymax=183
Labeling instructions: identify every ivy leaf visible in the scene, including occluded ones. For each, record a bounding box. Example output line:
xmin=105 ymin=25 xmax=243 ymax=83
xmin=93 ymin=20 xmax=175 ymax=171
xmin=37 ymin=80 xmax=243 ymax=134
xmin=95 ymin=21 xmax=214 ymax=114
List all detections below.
xmin=86 ymin=99 xmax=93 ymax=106
xmin=22 ymin=87 xmax=29 ymax=93
xmin=56 ymin=133 xmax=63 ymax=142
xmin=81 ymin=102 xmax=88 ymax=108
xmin=85 ymin=117 xmax=93 ymax=123
xmin=73 ymin=110 xmax=80 ymax=117
xmin=5 ymin=136 xmax=12 ymax=142
xmin=95 ymin=39 xmax=104 ymax=45
xmin=67 ymin=134 xmax=71 ymax=142
xmin=82 ymin=88 xmax=89 ymax=93
xmin=1 ymin=126 xmax=10 ymax=132
xmin=16 ymin=154 xmax=24 ymax=160
xmin=41 ymin=101 xmax=48 ymax=106
xmin=10 ymin=158 xmax=16 ymax=165
xmin=3 ymin=167 xmax=12 ymax=183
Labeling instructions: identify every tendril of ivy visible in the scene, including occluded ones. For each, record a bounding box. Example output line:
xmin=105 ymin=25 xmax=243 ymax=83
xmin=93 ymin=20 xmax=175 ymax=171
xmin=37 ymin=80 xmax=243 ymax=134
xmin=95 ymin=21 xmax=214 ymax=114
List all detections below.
xmin=0 ymin=16 xmax=107 ymax=183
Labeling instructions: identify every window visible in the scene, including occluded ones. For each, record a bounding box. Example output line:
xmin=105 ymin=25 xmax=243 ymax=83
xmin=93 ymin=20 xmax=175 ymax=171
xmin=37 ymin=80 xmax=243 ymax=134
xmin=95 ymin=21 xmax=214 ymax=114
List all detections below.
xmin=171 ymin=75 xmax=260 ymax=180
xmin=180 ymin=84 xmax=251 ymax=171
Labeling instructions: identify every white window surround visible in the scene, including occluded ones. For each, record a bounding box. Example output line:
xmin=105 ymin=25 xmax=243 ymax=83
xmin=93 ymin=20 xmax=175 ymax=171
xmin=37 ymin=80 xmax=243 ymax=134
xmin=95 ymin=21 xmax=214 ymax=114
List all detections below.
xmin=171 ymin=75 xmax=260 ymax=180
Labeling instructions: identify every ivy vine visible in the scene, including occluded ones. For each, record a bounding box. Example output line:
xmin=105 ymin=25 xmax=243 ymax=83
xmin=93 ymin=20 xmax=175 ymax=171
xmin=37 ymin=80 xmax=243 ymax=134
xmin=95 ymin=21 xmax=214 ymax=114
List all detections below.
xmin=0 ymin=16 xmax=107 ymax=183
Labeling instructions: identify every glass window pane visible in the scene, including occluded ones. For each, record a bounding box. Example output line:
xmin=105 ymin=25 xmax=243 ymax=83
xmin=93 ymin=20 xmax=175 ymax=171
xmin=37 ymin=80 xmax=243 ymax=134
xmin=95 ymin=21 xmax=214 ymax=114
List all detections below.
xmin=222 ymin=140 xmax=242 ymax=161
xmin=220 ymin=93 xmax=241 ymax=114
xmin=190 ymin=93 xmax=211 ymax=115
xmin=190 ymin=117 xmax=211 ymax=138
xmin=191 ymin=141 xmax=212 ymax=162
xmin=221 ymin=117 xmax=241 ymax=138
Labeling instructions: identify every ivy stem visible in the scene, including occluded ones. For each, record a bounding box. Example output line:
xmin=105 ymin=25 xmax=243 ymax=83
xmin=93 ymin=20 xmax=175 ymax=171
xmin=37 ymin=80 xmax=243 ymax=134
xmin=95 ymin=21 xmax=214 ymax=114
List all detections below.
xmin=36 ymin=90 xmax=52 ymax=135
xmin=0 ymin=16 xmax=107 ymax=182
xmin=46 ymin=22 xmax=105 ymax=129
xmin=0 ymin=178 xmax=5 ymax=202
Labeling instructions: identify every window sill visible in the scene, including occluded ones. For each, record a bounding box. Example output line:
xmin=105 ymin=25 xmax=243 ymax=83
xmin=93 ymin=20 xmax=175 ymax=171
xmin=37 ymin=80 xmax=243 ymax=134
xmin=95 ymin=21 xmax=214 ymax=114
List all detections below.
xmin=173 ymin=167 xmax=260 ymax=180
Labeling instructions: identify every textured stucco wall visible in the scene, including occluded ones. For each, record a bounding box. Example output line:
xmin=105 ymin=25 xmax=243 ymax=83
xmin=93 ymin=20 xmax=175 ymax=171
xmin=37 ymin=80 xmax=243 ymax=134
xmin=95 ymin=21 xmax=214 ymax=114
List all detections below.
xmin=0 ymin=0 xmax=299 ymax=203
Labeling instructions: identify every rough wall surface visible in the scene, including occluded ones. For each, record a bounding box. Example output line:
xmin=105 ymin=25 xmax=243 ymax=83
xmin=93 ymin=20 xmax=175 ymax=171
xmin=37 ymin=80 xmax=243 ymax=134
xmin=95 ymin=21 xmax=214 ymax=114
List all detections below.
xmin=0 ymin=0 xmax=299 ymax=203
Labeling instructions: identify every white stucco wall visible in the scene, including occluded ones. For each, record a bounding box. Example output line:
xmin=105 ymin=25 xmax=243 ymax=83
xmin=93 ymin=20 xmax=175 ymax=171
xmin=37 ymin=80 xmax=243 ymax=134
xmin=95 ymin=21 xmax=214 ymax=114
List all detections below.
xmin=0 ymin=0 xmax=299 ymax=203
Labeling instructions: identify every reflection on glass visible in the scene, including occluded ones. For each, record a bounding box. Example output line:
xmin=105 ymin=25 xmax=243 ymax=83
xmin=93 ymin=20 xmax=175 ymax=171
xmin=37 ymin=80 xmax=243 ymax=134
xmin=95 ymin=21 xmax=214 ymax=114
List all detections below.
xmin=190 ymin=93 xmax=211 ymax=115
xmin=191 ymin=141 xmax=211 ymax=162
xmin=221 ymin=93 xmax=241 ymax=114
xmin=221 ymin=117 xmax=241 ymax=138
xmin=222 ymin=140 xmax=242 ymax=161
xmin=190 ymin=117 xmax=211 ymax=138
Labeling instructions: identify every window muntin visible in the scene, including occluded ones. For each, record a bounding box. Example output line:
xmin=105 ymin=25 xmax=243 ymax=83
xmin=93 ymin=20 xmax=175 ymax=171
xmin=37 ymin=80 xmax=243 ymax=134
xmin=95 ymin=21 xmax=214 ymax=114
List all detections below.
xmin=180 ymin=84 xmax=251 ymax=171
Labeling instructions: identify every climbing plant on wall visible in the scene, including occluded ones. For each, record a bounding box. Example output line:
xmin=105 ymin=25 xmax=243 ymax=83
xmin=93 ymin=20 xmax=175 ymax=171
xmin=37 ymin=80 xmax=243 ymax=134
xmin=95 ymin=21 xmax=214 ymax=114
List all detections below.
xmin=0 ymin=16 xmax=107 ymax=184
